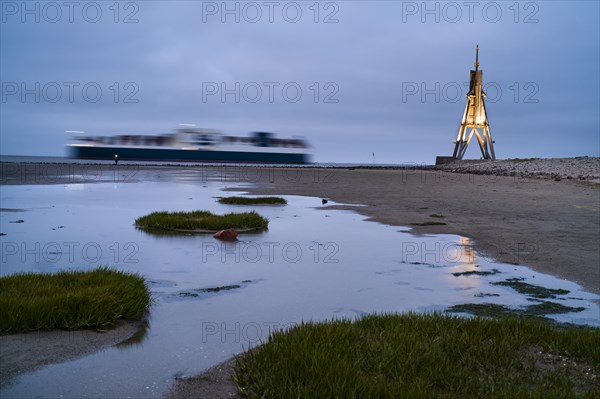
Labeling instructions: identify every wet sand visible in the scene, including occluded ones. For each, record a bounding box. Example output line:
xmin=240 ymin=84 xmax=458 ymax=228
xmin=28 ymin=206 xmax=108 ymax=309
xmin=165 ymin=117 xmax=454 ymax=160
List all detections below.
xmin=164 ymin=357 xmax=240 ymax=399
xmin=234 ymin=167 xmax=600 ymax=295
xmin=1 ymin=161 xmax=598 ymax=294
xmin=166 ymin=163 xmax=600 ymax=398
xmin=0 ymin=320 xmax=144 ymax=389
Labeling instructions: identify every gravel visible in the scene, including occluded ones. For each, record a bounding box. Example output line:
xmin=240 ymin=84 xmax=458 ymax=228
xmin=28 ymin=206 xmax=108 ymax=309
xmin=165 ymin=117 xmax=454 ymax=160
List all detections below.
xmin=435 ymin=157 xmax=600 ymax=184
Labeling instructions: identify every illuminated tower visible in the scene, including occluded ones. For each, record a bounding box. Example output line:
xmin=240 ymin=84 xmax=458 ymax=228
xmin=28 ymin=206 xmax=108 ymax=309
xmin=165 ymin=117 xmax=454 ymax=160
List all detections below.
xmin=452 ymin=46 xmax=496 ymax=160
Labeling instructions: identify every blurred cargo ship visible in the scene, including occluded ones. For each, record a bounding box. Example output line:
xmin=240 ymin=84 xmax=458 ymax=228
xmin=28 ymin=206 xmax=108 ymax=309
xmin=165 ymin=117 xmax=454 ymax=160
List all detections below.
xmin=67 ymin=128 xmax=311 ymax=164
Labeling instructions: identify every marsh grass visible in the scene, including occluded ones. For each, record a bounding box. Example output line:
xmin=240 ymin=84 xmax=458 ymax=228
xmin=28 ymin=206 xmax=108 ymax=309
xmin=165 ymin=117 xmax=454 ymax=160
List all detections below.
xmin=218 ymin=196 xmax=287 ymax=205
xmin=0 ymin=267 xmax=152 ymax=332
xmin=234 ymin=313 xmax=600 ymax=398
xmin=135 ymin=210 xmax=268 ymax=232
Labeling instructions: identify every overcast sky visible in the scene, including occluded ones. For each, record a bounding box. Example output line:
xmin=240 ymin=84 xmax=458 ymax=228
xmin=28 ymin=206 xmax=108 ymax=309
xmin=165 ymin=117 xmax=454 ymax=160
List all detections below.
xmin=1 ymin=1 xmax=598 ymax=163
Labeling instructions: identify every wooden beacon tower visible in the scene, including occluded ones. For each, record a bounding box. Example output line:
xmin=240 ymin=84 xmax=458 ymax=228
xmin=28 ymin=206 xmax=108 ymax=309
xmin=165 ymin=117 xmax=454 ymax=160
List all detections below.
xmin=452 ymin=46 xmax=496 ymax=160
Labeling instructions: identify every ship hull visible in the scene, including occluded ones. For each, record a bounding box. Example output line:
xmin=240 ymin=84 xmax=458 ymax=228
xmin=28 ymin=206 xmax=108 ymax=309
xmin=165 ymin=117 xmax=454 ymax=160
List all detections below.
xmin=68 ymin=145 xmax=310 ymax=164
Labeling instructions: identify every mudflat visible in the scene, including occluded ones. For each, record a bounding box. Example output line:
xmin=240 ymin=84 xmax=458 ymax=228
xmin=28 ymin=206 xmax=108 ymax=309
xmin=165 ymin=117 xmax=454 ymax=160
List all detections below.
xmin=1 ymin=161 xmax=598 ymax=294
xmin=0 ymin=320 xmax=145 ymax=389
xmin=1 ymin=160 xmax=599 ymax=398
xmin=234 ymin=167 xmax=600 ymax=295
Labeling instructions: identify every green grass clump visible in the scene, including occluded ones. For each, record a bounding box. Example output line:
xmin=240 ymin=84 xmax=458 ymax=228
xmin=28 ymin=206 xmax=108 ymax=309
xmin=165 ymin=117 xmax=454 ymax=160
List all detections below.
xmin=0 ymin=267 xmax=152 ymax=332
xmin=218 ymin=196 xmax=287 ymax=205
xmin=234 ymin=313 xmax=600 ymax=398
xmin=135 ymin=210 xmax=268 ymax=232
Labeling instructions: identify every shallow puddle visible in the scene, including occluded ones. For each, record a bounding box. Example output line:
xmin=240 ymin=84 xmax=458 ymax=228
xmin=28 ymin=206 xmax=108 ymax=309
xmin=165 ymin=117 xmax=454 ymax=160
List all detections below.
xmin=1 ymin=179 xmax=598 ymax=398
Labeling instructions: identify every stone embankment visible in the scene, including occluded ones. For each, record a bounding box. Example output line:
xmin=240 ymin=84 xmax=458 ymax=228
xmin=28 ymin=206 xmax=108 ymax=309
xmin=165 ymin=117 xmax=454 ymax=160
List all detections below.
xmin=436 ymin=157 xmax=600 ymax=184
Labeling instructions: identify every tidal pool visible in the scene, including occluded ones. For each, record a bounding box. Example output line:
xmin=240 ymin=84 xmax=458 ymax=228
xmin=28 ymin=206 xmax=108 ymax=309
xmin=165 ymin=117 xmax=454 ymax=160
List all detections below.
xmin=1 ymin=179 xmax=598 ymax=398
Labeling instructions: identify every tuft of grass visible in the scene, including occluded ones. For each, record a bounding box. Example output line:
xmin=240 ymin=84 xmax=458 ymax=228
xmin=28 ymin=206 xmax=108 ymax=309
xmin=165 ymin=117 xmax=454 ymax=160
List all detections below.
xmin=234 ymin=313 xmax=600 ymax=398
xmin=0 ymin=267 xmax=152 ymax=333
xmin=410 ymin=221 xmax=447 ymax=226
xmin=218 ymin=196 xmax=287 ymax=205
xmin=135 ymin=210 xmax=268 ymax=232
xmin=492 ymin=279 xmax=570 ymax=299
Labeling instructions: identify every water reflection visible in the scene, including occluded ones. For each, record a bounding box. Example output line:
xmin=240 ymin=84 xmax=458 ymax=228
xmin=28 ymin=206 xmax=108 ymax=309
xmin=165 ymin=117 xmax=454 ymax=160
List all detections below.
xmin=135 ymin=226 xmax=266 ymax=239
xmin=116 ymin=318 xmax=151 ymax=350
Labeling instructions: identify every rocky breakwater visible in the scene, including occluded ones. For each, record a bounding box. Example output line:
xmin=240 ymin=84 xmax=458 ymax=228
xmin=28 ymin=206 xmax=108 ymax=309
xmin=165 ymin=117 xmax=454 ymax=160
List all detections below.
xmin=435 ymin=157 xmax=600 ymax=184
